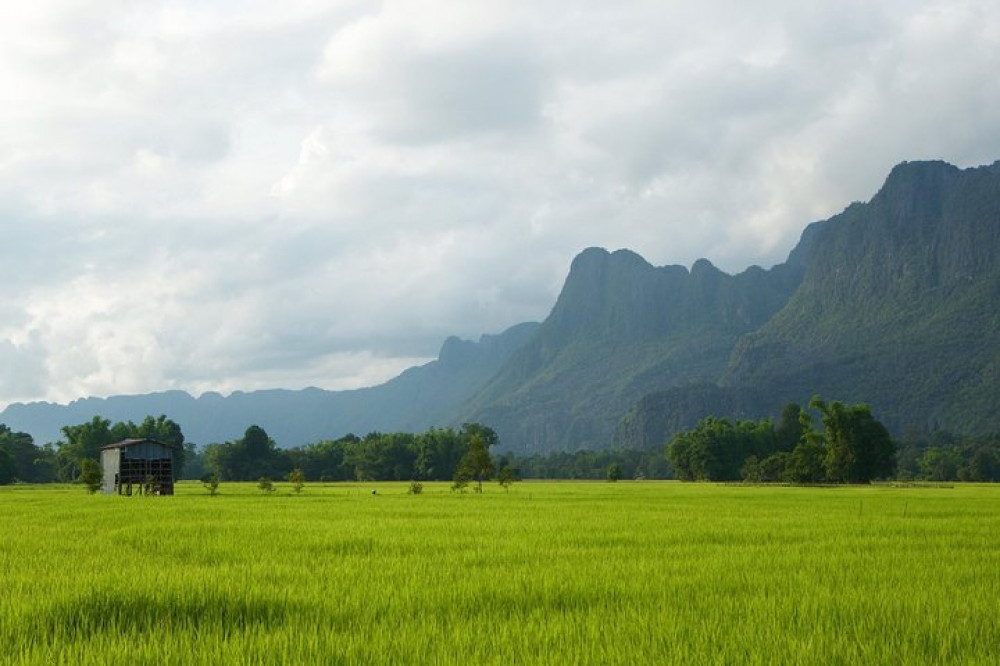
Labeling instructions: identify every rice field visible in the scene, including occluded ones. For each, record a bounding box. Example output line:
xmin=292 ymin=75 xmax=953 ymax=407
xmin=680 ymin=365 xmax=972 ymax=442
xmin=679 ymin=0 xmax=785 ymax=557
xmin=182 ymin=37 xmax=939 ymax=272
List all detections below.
xmin=1 ymin=481 xmax=998 ymax=664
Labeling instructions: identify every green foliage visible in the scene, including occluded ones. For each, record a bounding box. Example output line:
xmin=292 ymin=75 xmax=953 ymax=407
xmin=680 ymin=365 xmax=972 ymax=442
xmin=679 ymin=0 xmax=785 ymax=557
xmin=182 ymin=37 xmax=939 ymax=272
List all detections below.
xmin=0 ymin=445 xmax=16 ymax=485
xmin=57 ymin=415 xmax=186 ymax=482
xmin=408 ymin=481 xmax=423 ymax=495
xmin=497 ymin=466 xmax=515 ymax=491
xmin=670 ymin=398 xmax=896 ymax=484
xmin=206 ymin=425 xmax=286 ymax=481
xmin=201 ymin=473 xmax=220 ymax=496
xmin=457 ymin=433 xmax=494 ymax=493
xmin=450 ymin=473 xmax=469 ymax=493
xmin=257 ymin=476 xmax=274 ymax=494
xmin=668 ymin=416 xmax=775 ymax=481
xmin=606 ymin=462 xmax=623 ymax=482
xmin=811 ymin=396 xmax=896 ymax=483
xmin=0 ymin=426 xmax=55 ymax=483
xmin=79 ymin=459 xmax=103 ymax=494
xmin=289 ymin=468 xmax=305 ymax=494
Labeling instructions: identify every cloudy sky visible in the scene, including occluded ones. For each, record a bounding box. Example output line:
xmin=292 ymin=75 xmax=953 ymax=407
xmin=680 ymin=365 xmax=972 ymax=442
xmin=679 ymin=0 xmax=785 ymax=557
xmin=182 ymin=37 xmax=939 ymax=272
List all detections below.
xmin=1 ymin=0 xmax=998 ymax=408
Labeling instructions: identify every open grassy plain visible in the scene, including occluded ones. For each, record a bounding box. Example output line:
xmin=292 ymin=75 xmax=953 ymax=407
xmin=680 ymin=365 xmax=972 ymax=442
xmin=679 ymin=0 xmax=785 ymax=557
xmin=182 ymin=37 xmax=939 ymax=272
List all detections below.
xmin=1 ymin=481 xmax=998 ymax=664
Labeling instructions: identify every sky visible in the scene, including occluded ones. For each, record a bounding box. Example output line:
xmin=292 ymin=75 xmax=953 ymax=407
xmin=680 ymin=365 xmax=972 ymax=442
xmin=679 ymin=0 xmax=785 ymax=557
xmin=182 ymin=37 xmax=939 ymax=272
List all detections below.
xmin=1 ymin=0 xmax=999 ymax=408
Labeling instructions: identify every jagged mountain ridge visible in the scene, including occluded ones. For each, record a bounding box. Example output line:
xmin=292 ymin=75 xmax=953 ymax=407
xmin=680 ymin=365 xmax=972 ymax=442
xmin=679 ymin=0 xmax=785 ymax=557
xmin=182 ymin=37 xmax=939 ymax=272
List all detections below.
xmin=460 ymin=247 xmax=804 ymax=451
xmin=613 ymin=159 xmax=1000 ymax=449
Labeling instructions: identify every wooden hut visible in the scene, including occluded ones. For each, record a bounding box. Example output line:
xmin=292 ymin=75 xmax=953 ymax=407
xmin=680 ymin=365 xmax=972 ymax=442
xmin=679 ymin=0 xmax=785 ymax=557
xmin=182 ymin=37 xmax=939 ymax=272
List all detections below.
xmin=100 ymin=438 xmax=177 ymax=496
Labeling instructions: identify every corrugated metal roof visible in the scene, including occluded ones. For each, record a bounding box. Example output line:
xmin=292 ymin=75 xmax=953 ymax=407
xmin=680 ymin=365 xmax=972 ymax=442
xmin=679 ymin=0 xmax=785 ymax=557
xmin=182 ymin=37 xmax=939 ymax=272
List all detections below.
xmin=100 ymin=438 xmax=178 ymax=450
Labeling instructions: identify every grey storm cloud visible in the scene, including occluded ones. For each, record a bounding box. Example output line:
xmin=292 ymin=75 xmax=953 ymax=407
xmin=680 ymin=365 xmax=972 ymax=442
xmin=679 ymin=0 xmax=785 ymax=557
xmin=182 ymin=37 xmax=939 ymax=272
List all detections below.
xmin=1 ymin=0 xmax=999 ymax=407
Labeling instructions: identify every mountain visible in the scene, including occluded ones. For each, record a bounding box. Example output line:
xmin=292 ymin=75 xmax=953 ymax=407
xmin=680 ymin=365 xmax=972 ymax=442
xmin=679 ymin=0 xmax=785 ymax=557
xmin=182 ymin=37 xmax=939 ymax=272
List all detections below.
xmin=721 ymin=159 xmax=1000 ymax=432
xmin=611 ymin=159 xmax=1000 ymax=449
xmin=5 ymin=159 xmax=998 ymax=455
xmin=0 ymin=322 xmax=539 ymax=446
xmin=460 ymin=247 xmax=803 ymax=452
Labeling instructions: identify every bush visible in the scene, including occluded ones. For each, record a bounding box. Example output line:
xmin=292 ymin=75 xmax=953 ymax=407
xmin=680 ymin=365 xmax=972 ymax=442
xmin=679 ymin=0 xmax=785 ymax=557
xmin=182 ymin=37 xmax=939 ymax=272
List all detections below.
xmin=201 ymin=473 xmax=220 ymax=496
xmin=408 ymin=481 xmax=423 ymax=495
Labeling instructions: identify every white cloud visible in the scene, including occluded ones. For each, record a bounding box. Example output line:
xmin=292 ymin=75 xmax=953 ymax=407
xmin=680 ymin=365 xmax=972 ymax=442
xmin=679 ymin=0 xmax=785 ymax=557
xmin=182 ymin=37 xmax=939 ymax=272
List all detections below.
xmin=1 ymin=0 xmax=999 ymax=408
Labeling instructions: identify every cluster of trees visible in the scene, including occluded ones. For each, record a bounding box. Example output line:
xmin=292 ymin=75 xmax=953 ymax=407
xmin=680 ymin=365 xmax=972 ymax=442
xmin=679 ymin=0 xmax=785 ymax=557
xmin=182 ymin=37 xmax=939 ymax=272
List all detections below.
xmin=668 ymin=397 xmax=896 ymax=483
xmin=194 ymin=422 xmax=502 ymax=484
xmin=506 ymin=448 xmax=671 ymax=480
xmin=0 ymin=416 xmax=187 ymax=485
xmin=896 ymin=431 xmax=1000 ymax=481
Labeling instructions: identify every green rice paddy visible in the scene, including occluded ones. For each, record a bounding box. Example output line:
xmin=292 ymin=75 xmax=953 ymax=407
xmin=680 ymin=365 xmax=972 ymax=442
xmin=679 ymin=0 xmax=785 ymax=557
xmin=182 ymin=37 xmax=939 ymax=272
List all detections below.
xmin=1 ymin=481 xmax=998 ymax=664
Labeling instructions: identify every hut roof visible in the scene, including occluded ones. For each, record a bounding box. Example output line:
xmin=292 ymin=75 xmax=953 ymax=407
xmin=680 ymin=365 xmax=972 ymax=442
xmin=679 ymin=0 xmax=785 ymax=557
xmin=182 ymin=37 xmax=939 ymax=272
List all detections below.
xmin=100 ymin=437 xmax=178 ymax=451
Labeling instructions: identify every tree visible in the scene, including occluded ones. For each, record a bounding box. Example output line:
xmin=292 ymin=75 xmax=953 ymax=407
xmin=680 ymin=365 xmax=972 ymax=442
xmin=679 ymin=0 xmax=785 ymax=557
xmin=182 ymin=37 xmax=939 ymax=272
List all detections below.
xmin=811 ymin=396 xmax=895 ymax=483
xmin=201 ymin=472 xmax=220 ymax=496
xmin=79 ymin=459 xmax=103 ymax=494
xmin=257 ymin=476 xmax=275 ymax=493
xmin=456 ymin=433 xmax=494 ymax=493
xmin=59 ymin=416 xmax=114 ymax=480
xmin=289 ymin=468 xmax=305 ymax=494
xmin=775 ymin=403 xmax=806 ymax=452
xmin=498 ymin=466 xmax=516 ymax=492
xmin=607 ymin=462 xmax=623 ymax=482
xmin=0 ymin=445 xmax=16 ymax=485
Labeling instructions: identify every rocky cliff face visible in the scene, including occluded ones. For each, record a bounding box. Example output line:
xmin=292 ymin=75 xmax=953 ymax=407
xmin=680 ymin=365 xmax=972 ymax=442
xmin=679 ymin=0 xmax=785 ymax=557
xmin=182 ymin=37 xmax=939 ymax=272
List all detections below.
xmin=462 ymin=246 xmax=802 ymax=452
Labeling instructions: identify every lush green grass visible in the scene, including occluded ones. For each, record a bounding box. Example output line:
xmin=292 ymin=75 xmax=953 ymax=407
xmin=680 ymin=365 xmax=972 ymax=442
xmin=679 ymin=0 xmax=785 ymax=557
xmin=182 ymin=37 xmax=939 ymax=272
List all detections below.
xmin=1 ymin=481 xmax=998 ymax=664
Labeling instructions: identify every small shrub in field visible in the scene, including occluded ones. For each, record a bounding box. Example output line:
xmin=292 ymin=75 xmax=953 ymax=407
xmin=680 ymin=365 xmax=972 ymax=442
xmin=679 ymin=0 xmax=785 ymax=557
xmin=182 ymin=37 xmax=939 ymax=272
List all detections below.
xmin=289 ymin=468 xmax=305 ymax=494
xmin=607 ymin=463 xmax=623 ymax=482
xmin=498 ymin=466 xmax=515 ymax=492
xmin=202 ymin=473 xmax=220 ymax=496
xmin=79 ymin=459 xmax=102 ymax=494
xmin=258 ymin=476 xmax=275 ymax=494
xmin=408 ymin=481 xmax=423 ymax=495
xmin=451 ymin=474 xmax=469 ymax=493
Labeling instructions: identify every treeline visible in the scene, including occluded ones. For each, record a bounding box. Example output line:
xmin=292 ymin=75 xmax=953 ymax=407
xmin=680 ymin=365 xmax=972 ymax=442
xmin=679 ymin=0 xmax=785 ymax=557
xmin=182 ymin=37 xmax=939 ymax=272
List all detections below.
xmin=193 ymin=423 xmax=500 ymax=482
xmin=666 ymin=396 xmax=1000 ymax=484
xmin=896 ymin=431 xmax=1000 ymax=481
xmin=509 ymin=448 xmax=671 ymax=480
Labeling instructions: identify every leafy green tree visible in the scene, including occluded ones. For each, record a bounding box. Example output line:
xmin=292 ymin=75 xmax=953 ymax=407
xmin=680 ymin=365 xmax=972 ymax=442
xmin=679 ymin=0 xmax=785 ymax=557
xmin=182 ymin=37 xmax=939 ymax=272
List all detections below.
xmin=257 ymin=476 xmax=275 ymax=493
xmin=79 ymin=459 xmax=103 ymax=494
xmin=964 ymin=446 xmax=1000 ymax=481
xmin=457 ymin=433 xmax=494 ymax=493
xmin=59 ymin=416 xmax=114 ymax=480
xmin=775 ymin=403 xmax=806 ymax=452
xmin=785 ymin=440 xmax=826 ymax=483
xmin=205 ymin=425 xmax=286 ymax=481
xmin=607 ymin=462 xmax=623 ymax=482
xmin=811 ymin=396 xmax=895 ymax=483
xmin=918 ymin=447 xmax=962 ymax=481
xmin=498 ymin=466 xmax=516 ymax=491
xmin=741 ymin=455 xmax=762 ymax=482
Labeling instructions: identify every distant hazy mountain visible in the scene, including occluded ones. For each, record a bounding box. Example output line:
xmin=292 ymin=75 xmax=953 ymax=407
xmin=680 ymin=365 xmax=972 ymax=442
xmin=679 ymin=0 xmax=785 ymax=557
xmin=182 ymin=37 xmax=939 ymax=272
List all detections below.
xmin=0 ymin=322 xmax=538 ymax=446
